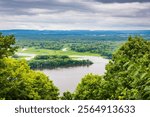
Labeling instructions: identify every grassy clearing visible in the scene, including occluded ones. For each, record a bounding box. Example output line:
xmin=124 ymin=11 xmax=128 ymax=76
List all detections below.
xmin=17 ymin=48 xmax=100 ymax=56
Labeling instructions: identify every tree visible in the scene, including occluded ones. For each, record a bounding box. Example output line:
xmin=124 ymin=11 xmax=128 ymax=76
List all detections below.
xmin=0 ymin=33 xmax=59 ymax=99
xmin=74 ymin=74 xmax=107 ymax=100
xmin=104 ymin=36 xmax=150 ymax=99
xmin=0 ymin=33 xmax=18 ymax=59
xmin=0 ymin=58 xmax=59 ymax=99
xmin=74 ymin=36 xmax=150 ymax=100
xmin=60 ymin=91 xmax=73 ymax=100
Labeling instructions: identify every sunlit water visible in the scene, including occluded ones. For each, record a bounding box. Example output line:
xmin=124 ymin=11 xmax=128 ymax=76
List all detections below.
xmin=41 ymin=56 xmax=109 ymax=94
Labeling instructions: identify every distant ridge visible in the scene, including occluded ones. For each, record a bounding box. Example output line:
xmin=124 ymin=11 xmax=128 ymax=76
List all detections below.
xmin=0 ymin=30 xmax=150 ymax=41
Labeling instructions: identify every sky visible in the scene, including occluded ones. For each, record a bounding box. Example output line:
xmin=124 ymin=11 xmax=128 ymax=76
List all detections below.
xmin=0 ymin=0 xmax=150 ymax=30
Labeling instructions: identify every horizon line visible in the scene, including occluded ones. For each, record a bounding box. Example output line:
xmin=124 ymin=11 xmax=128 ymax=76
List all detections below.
xmin=0 ymin=29 xmax=150 ymax=31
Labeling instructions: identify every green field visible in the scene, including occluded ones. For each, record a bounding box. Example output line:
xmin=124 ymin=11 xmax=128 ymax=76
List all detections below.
xmin=17 ymin=47 xmax=100 ymax=57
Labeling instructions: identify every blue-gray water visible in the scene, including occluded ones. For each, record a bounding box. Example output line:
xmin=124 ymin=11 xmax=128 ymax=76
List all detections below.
xmin=41 ymin=56 xmax=109 ymax=94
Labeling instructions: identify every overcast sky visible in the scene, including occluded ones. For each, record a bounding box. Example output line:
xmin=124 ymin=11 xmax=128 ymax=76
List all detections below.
xmin=0 ymin=0 xmax=150 ymax=30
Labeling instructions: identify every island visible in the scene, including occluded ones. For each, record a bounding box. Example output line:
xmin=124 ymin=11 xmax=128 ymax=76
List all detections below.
xmin=28 ymin=55 xmax=93 ymax=69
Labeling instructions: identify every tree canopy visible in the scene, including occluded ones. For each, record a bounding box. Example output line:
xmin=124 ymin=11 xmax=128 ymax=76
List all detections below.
xmin=0 ymin=33 xmax=59 ymax=99
xmin=0 ymin=33 xmax=18 ymax=59
xmin=1 ymin=33 xmax=150 ymax=100
xmin=104 ymin=36 xmax=150 ymax=99
xmin=28 ymin=55 xmax=93 ymax=69
xmin=74 ymin=36 xmax=150 ymax=100
xmin=74 ymin=74 xmax=108 ymax=100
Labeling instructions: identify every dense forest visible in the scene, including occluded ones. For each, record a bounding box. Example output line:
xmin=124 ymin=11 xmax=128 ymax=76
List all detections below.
xmin=0 ymin=33 xmax=150 ymax=100
xmin=2 ymin=30 xmax=150 ymax=59
xmin=70 ymin=41 xmax=118 ymax=59
xmin=28 ymin=55 xmax=93 ymax=69
xmin=0 ymin=33 xmax=59 ymax=99
xmin=17 ymin=40 xmax=64 ymax=50
xmin=16 ymin=40 xmax=119 ymax=59
xmin=72 ymin=36 xmax=150 ymax=100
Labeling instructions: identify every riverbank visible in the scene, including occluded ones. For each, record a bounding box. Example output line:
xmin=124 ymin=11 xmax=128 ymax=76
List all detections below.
xmin=16 ymin=48 xmax=109 ymax=94
xmin=41 ymin=56 xmax=109 ymax=95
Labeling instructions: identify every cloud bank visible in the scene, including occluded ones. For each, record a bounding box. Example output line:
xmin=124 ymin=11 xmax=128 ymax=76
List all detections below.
xmin=0 ymin=0 xmax=150 ymax=30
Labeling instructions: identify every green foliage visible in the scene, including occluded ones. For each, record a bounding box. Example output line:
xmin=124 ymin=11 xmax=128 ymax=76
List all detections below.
xmin=74 ymin=36 xmax=150 ymax=100
xmin=17 ymin=47 xmax=99 ymax=56
xmin=16 ymin=39 xmax=120 ymax=59
xmin=17 ymin=40 xmax=64 ymax=50
xmin=74 ymin=74 xmax=107 ymax=100
xmin=0 ymin=33 xmax=18 ymax=58
xmin=0 ymin=58 xmax=59 ymax=99
xmin=70 ymin=41 xmax=118 ymax=59
xmin=60 ymin=91 xmax=73 ymax=100
xmin=1 ymin=32 xmax=150 ymax=100
xmin=28 ymin=55 xmax=93 ymax=69
xmin=0 ymin=33 xmax=59 ymax=100
xmin=104 ymin=36 xmax=150 ymax=99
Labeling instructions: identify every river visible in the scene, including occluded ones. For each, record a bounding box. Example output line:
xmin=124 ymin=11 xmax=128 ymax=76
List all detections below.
xmin=41 ymin=56 xmax=109 ymax=95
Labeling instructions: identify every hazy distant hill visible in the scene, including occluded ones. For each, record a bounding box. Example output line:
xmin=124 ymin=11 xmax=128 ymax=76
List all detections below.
xmin=0 ymin=30 xmax=150 ymax=41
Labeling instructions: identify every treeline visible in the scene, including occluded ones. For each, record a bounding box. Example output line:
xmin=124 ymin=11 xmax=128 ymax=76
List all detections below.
xmin=0 ymin=33 xmax=59 ymax=100
xmin=61 ymin=36 xmax=150 ymax=100
xmin=1 ymin=33 xmax=150 ymax=100
xmin=28 ymin=55 xmax=93 ymax=69
xmin=70 ymin=41 xmax=119 ymax=59
xmin=17 ymin=40 xmax=64 ymax=50
xmin=17 ymin=39 xmax=120 ymax=58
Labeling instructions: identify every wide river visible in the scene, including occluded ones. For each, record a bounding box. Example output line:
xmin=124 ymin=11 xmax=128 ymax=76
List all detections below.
xmin=41 ymin=56 xmax=109 ymax=95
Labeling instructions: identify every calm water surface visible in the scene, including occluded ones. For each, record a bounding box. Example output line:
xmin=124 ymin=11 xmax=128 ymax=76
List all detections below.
xmin=41 ymin=56 xmax=109 ymax=94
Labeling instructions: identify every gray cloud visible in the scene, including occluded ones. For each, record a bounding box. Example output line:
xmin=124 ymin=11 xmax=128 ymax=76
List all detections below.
xmin=94 ymin=0 xmax=150 ymax=3
xmin=0 ymin=0 xmax=150 ymax=16
xmin=0 ymin=0 xmax=150 ymax=30
xmin=0 ymin=0 xmax=93 ymax=15
xmin=106 ymin=7 xmax=150 ymax=18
